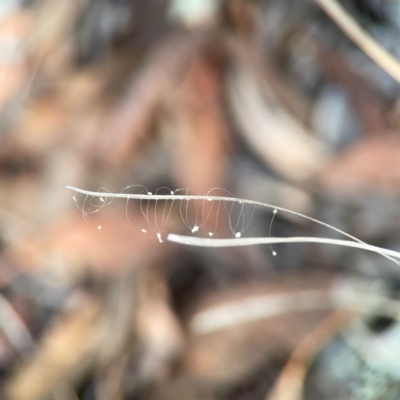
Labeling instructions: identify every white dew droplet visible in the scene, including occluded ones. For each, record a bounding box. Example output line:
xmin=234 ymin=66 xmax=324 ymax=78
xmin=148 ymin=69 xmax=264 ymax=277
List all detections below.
xmin=100 ymin=197 xmax=105 ymax=203
xmin=171 ymin=191 xmax=174 ymax=195
xmin=148 ymin=192 xmax=152 ymax=195
xmin=142 ymin=229 xmax=147 ymax=233
xmin=272 ymin=251 xmax=277 ymax=256
xmin=72 ymin=196 xmax=77 ymax=202
xmin=98 ymin=225 xmax=102 ymax=230
xmin=235 ymin=232 xmax=241 ymax=238
xmin=209 ymin=232 xmax=213 ymax=236
xmin=273 ymin=209 xmax=277 ymax=214
xmin=191 ymin=225 xmax=199 ymax=233
xmin=157 ymin=233 xmax=161 ymax=239
xmin=207 ymin=198 xmax=212 ymax=202
xmin=159 ymin=239 xmax=163 ymax=243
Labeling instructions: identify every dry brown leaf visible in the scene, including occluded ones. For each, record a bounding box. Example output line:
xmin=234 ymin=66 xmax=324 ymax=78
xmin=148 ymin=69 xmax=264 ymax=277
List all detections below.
xmin=319 ymin=135 xmax=400 ymax=193
xmin=6 ymin=206 xmax=177 ymax=281
xmin=226 ymin=35 xmax=312 ymax=128
xmin=14 ymin=96 xmax=67 ymax=152
xmin=136 ymin=270 xmax=185 ymax=383
xmin=228 ymin=60 xmax=327 ymax=182
xmin=183 ymin=275 xmax=334 ymax=386
xmin=170 ymin=53 xmax=230 ymax=195
xmin=316 ymin=40 xmax=388 ymax=133
xmin=0 ymin=10 xmax=33 ymax=110
xmin=30 ymin=0 xmax=82 ymax=60
xmin=6 ymin=296 xmax=103 ymax=400
xmin=95 ymin=33 xmax=208 ymax=164
xmin=267 ymin=311 xmax=352 ymax=400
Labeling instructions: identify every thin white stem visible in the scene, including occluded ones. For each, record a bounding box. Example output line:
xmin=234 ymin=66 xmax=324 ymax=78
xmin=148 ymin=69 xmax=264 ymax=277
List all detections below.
xmin=167 ymin=234 xmax=400 ymax=260
xmin=66 ymin=186 xmax=400 ymax=266
xmin=64 ymin=185 xmax=369 ymax=241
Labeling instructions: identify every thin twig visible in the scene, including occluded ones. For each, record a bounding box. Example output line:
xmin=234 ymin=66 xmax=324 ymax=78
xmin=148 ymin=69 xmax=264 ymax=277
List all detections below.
xmin=315 ymin=0 xmax=400 ymax=84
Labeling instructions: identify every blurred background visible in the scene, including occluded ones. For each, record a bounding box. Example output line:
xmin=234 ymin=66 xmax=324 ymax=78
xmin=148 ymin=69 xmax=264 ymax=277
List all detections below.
xmin=1 ymin=0 xmax=400 ymax=399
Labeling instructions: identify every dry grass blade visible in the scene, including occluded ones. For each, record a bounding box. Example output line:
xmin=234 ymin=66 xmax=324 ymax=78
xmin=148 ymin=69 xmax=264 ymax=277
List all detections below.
xmin=315 ymin=0 xmax=400 ymax=84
